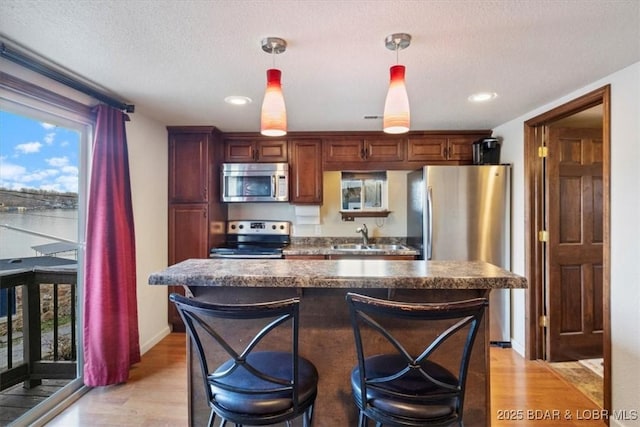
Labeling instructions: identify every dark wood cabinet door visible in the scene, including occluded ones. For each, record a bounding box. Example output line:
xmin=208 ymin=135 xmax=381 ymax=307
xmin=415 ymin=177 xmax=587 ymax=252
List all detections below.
xmin=364 ymin=138 xmax=405 ymax=162
xmin=257 ymin=140 xmax=288 ymax=162
xmin=447 ymin=136 xmax=475 ymax=162
xmin=407 ymin=137 xmax=448 ymax=162
xmin=169 ymin=133 xmax=209 ymax=202
xmin=168 ymin=203 xmax=209 ymax=332
xmin=224 ymin=139 xmax=288 ymax=162
xmin=324 ymin=138 xmax=404 ymax=163
xmin=224 ymin=140 xmax=255 ymax=162
xmin=289 ymin=139 xmax=322 ymax=204
xmin=168 ymin=204 xmax=209 ymax=263
xmin=323 ymin=139 xmax=365 ymax=162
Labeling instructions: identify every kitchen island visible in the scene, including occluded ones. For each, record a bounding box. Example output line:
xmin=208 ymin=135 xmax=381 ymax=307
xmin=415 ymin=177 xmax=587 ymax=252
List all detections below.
xmin=149 ymin=258 xmax=526 ymax=427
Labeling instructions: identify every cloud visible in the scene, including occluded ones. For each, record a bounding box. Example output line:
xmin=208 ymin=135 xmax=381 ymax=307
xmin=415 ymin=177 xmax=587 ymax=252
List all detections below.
xmin=61 ymin=165 xmax=78 ymax=175
xmin=22 ymin=169 xmax=59 ymax=182
xmin=15 ymin=141 xmax=43 ymax=154
xmin=46 ymin=156 xmax=69 ymax=167
xmin=41 ymin=122 xmax=56 ymax=130
xmin=0 ymin=157 xmax=27 ymax=181
xmin=55 ymin=174 xmax=79 ymax=193
xmin=44 ymin=132 xmax=56 ymax=145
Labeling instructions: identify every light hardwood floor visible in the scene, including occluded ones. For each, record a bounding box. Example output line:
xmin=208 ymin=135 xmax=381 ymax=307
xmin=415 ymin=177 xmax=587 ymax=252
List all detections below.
xmin=45 ymin=333 xmax=604 ymax=426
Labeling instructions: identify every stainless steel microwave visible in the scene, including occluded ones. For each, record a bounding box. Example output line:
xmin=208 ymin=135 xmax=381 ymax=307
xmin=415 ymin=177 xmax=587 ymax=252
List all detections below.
xmin=221 ymin=163 xmax=289 ymax=202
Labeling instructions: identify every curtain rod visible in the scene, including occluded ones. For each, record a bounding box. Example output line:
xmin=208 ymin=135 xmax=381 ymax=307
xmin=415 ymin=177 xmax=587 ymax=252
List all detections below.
xmin=1 ymin=42 xmax=135 ymax=113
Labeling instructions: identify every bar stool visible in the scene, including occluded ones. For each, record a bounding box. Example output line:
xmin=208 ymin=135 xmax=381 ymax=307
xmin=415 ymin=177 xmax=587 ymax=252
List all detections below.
xmin=170 ymin=293 xmax=318 ymax=427
xmin=345 ymin=292 xmax=488 ymax=426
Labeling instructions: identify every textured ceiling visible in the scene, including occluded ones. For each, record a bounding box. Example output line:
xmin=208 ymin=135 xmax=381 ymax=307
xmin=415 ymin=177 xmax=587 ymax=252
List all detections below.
xmin=1 ymin=0 xmax=639 ymax=133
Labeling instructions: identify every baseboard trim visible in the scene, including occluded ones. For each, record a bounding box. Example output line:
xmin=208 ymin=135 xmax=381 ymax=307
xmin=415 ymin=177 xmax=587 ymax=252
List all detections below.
xmin=140 ymin=325 xmax=171 ymax=355
xmin=510 ymin=338 xmax=525 ymax=356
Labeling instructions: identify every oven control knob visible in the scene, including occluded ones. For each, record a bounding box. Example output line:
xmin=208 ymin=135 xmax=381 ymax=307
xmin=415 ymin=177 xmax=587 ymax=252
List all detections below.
xmin=238 ymin=224 xmax=244 ymax=229
xmin=230 ymin=224 xmax=236 ymax=230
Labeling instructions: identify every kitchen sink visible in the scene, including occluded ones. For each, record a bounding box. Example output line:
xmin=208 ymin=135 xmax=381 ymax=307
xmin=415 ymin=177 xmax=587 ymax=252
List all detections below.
xmin=329 ymin=243 xmax=411 ymax=251
xmin=330 ymin=244 xmax=371 ymax=251
xmin=365 ymin=244 xmax=410 ymax=251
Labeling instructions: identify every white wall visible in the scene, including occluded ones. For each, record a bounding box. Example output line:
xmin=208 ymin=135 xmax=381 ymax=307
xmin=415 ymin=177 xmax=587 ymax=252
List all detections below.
xmin=125 ymin=115 xmax=170 ymax=353
xmin=493 ymin=62 xmax=640 ymax=426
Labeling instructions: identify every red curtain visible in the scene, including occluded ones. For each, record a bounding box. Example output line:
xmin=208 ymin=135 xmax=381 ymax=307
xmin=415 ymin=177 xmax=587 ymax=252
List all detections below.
xmin=83 ymin=105 xmax=140 ymax=386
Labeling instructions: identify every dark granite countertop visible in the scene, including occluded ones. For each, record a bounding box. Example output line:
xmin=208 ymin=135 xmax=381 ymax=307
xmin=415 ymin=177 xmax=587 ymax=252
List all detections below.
xmin=283 ymin=243 xmax=419 ymax=257
xmin=282 ymin=238 xmax=419 ymax=257
xmin=148 ymin=258 xmax=526 ymax=289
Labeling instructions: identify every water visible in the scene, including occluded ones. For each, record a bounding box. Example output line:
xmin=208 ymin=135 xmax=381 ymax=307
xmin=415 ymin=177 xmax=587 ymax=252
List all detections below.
xmin=0 ymin=209 xmax=78 ymax=259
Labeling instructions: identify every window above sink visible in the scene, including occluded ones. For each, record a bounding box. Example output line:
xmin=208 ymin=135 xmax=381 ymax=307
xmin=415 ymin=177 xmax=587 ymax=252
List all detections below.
xmin=340 ymin=171 xmax=390 ymax=221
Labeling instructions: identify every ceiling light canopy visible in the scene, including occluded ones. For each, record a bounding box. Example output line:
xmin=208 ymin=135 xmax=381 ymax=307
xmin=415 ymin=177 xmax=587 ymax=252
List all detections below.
xmin=383 ymin=33 xmax=411 ymax=135
xmin=260 ymin=37 xmax=287 ymax=137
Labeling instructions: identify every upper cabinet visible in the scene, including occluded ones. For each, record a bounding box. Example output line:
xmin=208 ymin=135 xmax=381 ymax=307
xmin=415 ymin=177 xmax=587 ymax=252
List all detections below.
xmin=224 ymin=139 xmax=288 ymax=162
xmin=168 ymin=129 xmax=211 ymax=203
xmin=323 ymin=137 xmax=405 ymax=170
xmin=407 ymin=135 xmax=484 ymax=163
xmin=289 ymin=139 xmax=323 ymax=204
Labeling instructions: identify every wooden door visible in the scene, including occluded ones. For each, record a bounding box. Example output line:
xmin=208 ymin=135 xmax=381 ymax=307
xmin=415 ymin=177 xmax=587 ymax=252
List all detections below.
xmin=546 ymin=127 xmax=603 ymax=361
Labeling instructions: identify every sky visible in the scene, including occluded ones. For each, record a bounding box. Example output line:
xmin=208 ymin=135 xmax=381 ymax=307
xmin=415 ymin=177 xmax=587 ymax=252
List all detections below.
xmin=0 ymin=109 xmax=80 ymax=193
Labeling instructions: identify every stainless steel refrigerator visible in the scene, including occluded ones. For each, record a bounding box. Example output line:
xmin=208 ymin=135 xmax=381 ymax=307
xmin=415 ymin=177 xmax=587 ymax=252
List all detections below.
xmin=407 ymin=165 xmax=512 ymax=345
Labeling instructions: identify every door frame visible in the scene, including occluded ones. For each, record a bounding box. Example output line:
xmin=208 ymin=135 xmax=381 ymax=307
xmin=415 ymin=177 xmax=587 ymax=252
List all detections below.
xmin=523 ymin=85 xmax=611 ymax=414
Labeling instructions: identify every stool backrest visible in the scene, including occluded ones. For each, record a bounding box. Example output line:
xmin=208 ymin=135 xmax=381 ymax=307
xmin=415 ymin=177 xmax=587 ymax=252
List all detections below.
xmin=346 ymin=292 xmax=488 ymax=418
xmin=169 ymin=293 xmax=301 ymax=408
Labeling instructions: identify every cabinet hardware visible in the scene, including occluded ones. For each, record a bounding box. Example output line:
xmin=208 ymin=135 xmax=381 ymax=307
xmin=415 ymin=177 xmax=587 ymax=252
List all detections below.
xmin=539 ymin=315 xmax=548 ymax=327
xmin=538 ymin=146 xmax=548 ymax=158
xmin=538 ymin=230 xmax=548 ymax=242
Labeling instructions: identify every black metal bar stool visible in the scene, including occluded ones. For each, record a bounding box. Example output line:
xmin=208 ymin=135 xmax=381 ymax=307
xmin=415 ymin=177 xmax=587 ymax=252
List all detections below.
xmin=170 ymin=293 xmax=318 ymax=427
xmin=345 ymin=292 xmax=488 ymax=426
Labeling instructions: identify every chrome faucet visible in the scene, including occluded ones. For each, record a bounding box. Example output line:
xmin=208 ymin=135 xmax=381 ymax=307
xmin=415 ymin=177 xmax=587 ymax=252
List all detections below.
xmin=356 ymin=224 xmax=369 ymax=245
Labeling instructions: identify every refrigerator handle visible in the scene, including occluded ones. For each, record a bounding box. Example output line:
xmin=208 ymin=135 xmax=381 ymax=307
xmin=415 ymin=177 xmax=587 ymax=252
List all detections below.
xmin=427 ymin=186 xmax=433 ymax=260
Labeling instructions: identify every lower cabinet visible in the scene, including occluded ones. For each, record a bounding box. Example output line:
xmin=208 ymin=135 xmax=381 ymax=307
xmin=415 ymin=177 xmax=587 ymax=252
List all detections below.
xmin=168 ymin=203 xmax=208 ymax=331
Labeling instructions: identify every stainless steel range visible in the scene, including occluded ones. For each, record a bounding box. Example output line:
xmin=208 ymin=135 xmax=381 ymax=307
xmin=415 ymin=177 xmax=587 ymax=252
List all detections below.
xmin=209 ymin=220 xmax=291 ymax=259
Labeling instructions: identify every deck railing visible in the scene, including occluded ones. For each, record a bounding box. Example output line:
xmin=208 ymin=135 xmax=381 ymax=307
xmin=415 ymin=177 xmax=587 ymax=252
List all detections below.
xmin=1 ymin=268 xmax=78 ymax=391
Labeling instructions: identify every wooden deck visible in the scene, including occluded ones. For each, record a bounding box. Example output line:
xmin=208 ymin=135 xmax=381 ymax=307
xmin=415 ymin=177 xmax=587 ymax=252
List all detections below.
xmin=0 ymin=379 xmax=71 ymax=426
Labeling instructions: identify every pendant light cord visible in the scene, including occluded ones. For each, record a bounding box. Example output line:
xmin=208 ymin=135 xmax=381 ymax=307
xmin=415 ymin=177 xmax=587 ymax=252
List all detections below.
xmin=395 ymin=40 xmax=400 ymax=64
xmin=272 ymin=41 xmax=277 ymax=68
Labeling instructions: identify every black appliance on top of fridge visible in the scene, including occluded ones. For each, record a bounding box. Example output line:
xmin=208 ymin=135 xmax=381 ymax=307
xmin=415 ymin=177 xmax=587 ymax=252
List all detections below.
xmin=407 ymin=165 xmax=512 ymax=346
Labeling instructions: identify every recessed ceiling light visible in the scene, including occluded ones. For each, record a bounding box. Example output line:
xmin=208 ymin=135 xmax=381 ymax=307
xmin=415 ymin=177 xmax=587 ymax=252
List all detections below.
xmin=468 ymin=92 xmax=498 ymax=103
xmin=224 ymin=96 xmax=252 ymax=105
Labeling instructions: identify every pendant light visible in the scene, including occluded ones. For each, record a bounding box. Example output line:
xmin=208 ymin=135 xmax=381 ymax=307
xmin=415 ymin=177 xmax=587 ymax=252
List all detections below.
xmin=383 ymin=33 xmax=411 ymax=134
xmin=260 ymin=37 xmax=287 ymax=137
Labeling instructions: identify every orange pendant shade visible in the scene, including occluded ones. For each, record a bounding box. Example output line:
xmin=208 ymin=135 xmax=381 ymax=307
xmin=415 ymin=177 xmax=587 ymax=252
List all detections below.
xmin=260 ymin=69 xmax=287 ymax=136
xmin=383 ymin=65 xmax=410 ymax=134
